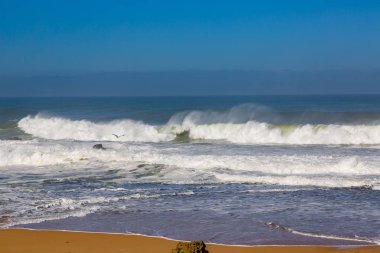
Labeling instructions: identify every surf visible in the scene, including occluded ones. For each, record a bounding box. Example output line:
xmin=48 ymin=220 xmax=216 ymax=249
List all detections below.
xmin=18 ymin=114 xmax=173 ymax=142
xmin=1 ymin=140 xmax=379 ymax=189
xmin=17 ymin=105 xmax=380 ymax=145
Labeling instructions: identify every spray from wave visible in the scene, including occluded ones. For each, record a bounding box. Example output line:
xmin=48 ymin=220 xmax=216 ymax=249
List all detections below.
xmin=18 ymin=114 xmax=173 ymax=142
xmin=17 ymin=104 xmax=380 ymax=145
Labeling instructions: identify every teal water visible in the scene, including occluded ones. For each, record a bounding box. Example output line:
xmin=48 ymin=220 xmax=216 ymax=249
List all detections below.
xmin=2 ymin=95 xmax=380 ymax=123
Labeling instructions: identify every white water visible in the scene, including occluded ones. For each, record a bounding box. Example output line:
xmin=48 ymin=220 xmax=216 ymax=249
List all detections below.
xmin=18 ymin=111 xmax=380 ymax=145
xmin=1 ymin=140 xmax=379 ymax=189
xmin=18 ymin=114 xmax=173 ymax=142
xmin=9 ymin=107 xmax=380 ymax=189
xmin=168 ymin=122 xmax=380 ymax=145
xmin=166 ymin=105 xmax=380 ymax=144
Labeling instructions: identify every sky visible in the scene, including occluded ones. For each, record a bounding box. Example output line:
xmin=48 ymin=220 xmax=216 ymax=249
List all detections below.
xmin=0 ymin=0 xmax=380 ymax=95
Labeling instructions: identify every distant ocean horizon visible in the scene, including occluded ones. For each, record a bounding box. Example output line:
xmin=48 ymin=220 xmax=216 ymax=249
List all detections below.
xmin=3 ymin=93 xmax=380 ymax=97
xmin=2 ymin=69 xmax=380 ymax=96
xmin=1 ymin=95 xmax=380 ymax=245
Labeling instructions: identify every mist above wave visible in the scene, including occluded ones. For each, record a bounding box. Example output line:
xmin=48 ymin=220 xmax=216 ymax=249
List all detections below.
xmin=17 ymin=104 xmax=380 ymax=145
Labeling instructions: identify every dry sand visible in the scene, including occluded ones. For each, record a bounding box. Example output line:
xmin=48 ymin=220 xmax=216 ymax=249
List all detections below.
xmin=0 ymin=228 xmax=379 ymax=253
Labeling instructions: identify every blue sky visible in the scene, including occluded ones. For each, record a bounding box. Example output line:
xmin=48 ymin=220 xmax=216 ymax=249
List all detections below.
xmin=1 ymin=1 xmax=380 ymax=96
xmin=1 ymin=0 xmax=380 ymax=74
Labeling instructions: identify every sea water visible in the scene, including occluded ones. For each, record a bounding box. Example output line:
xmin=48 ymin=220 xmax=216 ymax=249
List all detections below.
xmin=0 ymin=95 xmax=380 ymax=245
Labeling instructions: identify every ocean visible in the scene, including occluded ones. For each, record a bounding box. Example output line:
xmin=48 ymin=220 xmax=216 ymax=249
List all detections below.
xmin=0 ymin=95 xmax=380 ymax=245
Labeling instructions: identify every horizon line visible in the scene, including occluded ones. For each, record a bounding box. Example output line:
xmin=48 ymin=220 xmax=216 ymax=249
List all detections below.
xmin=1 ymin=68 xmax=380 ymax=78
xmin=2 ymin=93 xmax=380 ymax=98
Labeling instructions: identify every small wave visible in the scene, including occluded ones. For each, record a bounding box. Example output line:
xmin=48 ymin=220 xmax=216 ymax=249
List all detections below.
xmin=0 ymin=120 xmax=18 ymax=129
xmin=265 ymin=222 xmax=376 ymax=244
xmin=1 ymin=190 xmax=196 ymax=228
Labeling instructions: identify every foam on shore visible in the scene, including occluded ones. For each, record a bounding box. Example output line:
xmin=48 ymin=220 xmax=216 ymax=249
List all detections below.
xmin=0 ymin=229 xmax=378 ymax=253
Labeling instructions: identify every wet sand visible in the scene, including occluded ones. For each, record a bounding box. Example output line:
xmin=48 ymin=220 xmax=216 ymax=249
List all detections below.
xmin=0 ymin=229 xmax=379 ymax=253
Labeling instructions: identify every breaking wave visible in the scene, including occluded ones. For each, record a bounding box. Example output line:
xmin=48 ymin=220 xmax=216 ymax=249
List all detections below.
xmin=1 ymin=140 xmax=380 ymax=189
xmin=18 ymin=114 xmax=172 ymax=142
xmin=17 ymin=104 xmax=380 ymax=145
xmin=169 ymin=122 xmax=380 ymax=145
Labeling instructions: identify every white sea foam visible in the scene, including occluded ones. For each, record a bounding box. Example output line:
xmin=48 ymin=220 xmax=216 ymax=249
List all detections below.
xmin=165 ymin=104 xmax=380 ymax=145
xmin=1 ymin=140 xmax=379 ymax=189
xmin=265 ymin=222 xmax=375 ymax=244
xmin=3 ymin=207 xmax=100 ymax=228
xmin=1 ymin=191 xmax=196 ymax=228
xmin=18 ymin=114 xmax=173 ymax=142
xmin=168 ymin=122 xmax=380 ymax=145
xmin=212 ymin=174 xmax=374 ymax=188
xmin=17 ymin=108 xmax=380 ymax=145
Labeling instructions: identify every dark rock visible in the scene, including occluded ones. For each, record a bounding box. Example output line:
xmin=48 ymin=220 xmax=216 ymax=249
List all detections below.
xmin=93 ymin=144 xmax=106 ymax=150
xmin=7 ymin=137 xmax=22 ymax=140
xmin=174 ymin=130 xmax=190 ymax=143
xmin=172 ymin=241 xmax=208 ymax=253
xmin=0 ymin=216 xmax=10 ymax=225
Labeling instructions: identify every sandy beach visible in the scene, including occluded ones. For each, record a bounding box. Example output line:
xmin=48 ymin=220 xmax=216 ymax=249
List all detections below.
xmin=0 ymin=229 xmax=379 ymax=253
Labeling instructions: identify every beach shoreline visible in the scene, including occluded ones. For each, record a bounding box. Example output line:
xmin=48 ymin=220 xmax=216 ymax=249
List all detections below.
xmin=1 ymin=228 xmax=379 ymax=253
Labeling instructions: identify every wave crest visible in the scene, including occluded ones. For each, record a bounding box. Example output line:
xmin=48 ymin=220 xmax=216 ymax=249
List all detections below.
xmin=17 ymin=105 xmax=380 ymax=145
xmin=18 ymin=114 xmax=173 ymax=142
xmin=170 ymin=122 xmax=380 ymax=145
